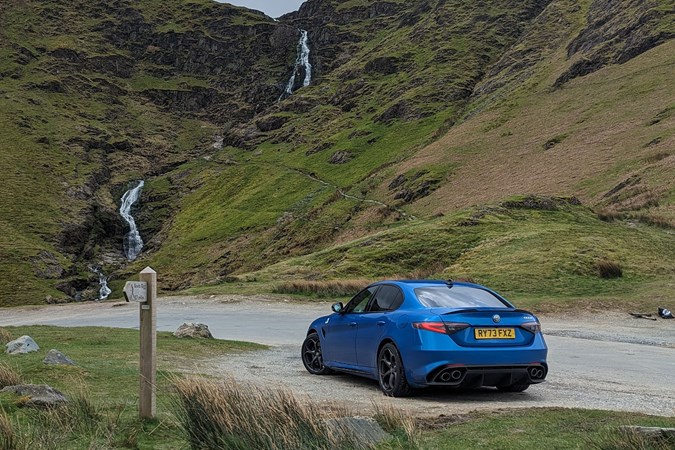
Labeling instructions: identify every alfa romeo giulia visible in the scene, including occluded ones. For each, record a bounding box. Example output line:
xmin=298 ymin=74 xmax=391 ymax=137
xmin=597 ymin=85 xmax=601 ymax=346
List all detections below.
xmin=301 ymin=280 xmax=548 ymax=397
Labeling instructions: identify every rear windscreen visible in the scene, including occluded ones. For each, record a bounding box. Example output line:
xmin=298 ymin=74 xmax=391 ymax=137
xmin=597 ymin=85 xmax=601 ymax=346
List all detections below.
xmin=414 ymin=285 xmax=508 ymax=308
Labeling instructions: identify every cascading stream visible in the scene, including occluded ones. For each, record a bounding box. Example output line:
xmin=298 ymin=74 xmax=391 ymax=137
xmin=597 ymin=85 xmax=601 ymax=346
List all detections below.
xmin=120 ymin=180 xmax=144 ymax=261
xmin=280 ymin=29 xmax=312 ymax=99
xmin=90 ymin=266 xmax=112 ymax=300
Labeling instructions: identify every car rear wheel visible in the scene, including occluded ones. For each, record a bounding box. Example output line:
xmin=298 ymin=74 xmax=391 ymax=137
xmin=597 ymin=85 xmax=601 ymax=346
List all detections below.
xmin=378 ymin=343 xmax=411 ymax=397
xmin=301 ymin=332 xmax=334 ymax=375
xmin=497 ymin=383 xmax=530 ymax=392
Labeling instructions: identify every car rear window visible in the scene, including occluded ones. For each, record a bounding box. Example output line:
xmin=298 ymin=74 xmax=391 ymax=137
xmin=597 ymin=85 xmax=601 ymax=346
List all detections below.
xmin=414 ymin=285 xmax=508 ymax=308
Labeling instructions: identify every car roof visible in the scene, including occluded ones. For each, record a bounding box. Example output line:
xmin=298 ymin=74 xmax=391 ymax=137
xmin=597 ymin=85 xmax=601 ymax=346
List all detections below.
xmin=371 ymin=279 xmax=479 ymax=289
xmin=367 ymin=279 xmax=512 ymax=309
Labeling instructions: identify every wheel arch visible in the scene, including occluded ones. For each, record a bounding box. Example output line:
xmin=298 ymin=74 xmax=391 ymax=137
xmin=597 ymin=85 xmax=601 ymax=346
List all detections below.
xmin=377 ymin=338 xmax=397 ymax=357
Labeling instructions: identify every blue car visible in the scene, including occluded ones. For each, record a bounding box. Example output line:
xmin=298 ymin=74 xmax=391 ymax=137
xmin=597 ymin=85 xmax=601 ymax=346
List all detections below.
xmin=301 ymin=280 xmax=548 ymax=397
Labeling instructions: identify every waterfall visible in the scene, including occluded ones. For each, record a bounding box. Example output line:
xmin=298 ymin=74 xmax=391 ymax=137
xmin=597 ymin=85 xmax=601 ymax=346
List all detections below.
xmin=280 ymin=29 xmax=312 ymax=100
xmin=120 ymin=180 xmax=144 ymax=261
xmin=90 ymin=266 xmax=112 ymax=301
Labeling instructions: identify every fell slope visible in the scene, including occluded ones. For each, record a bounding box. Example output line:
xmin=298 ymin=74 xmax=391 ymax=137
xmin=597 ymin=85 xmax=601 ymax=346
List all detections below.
xmin=0 ymin=0 xmax=673 ymax=305
xmin=0 ymin=0 xmax=293 ymax=305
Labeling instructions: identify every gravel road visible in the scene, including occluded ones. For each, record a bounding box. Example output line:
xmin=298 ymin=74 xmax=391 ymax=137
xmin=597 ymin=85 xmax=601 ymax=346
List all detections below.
xmin=2 ymin=295 xmax=674 ymax=417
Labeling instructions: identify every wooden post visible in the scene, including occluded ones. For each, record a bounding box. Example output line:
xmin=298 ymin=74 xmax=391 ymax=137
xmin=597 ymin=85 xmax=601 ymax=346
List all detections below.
xmin=139 ymin=266 xmax=157 ymax=419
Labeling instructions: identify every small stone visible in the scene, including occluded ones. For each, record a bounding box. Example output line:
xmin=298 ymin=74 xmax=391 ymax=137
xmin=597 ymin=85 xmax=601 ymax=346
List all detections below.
xmin=174 ymin=322 xmax=213 ymax=339
xmin=43 ymin=349 xmax=76 ymax=366
xmin=6 ymin=336 xmax=39 ymax=354
xmin=0 ymin=384 xmax=68 ymax=408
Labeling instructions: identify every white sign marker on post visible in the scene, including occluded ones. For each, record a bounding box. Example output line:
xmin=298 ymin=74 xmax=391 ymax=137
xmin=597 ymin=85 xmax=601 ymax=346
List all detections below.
xmin=123 ymin=281 xmax=147 ymax=303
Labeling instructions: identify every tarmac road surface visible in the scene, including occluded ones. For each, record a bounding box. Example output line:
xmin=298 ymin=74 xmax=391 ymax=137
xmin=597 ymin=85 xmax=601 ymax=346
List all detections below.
xmin=2 ymin=295 xmax=674 ymax=417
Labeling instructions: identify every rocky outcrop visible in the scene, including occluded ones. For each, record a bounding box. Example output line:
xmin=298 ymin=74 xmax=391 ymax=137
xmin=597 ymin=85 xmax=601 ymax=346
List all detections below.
xmin=0 ymin=384 xmax=68 ymax=408
xmin=325 ymin=417 xmax=392 ymax=446
xmin=43 ymin=349 xmax=76 ymax=366
xmin=6 ymin=336 xmax=39 ymax=355
xmin=555 ymin=0 xmax=673 ymax=86
xmin=174 ymin=323 xmax=214 ymax=339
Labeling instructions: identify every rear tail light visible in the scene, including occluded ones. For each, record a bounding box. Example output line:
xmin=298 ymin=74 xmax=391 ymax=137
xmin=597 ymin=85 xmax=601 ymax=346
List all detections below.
xmin=413 ymin=322 xmax=470 ymax=335
xmin=521 ymin=322 xmax=541 ymax=334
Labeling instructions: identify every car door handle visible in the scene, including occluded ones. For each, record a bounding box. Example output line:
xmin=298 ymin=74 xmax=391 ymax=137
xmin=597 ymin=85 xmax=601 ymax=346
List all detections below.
xmin=349 ymin=322 xmax=357 ymax=327
xmin=377 ymin=321 xmax=386 ymax=326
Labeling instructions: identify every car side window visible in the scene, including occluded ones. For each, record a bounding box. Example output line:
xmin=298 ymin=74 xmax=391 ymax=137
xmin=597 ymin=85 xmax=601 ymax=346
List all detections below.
xmin=344 ymin=287 xmax=378 ymax=314
xmin=367 ymin=285 xmax=404 ymax=312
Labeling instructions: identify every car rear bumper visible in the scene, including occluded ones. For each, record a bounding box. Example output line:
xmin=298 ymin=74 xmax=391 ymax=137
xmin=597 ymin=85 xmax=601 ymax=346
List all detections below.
xmin=423 ymin=363 xmax=548 ymax=387
xmin=404 ymin=345 xmax=548 ymax=387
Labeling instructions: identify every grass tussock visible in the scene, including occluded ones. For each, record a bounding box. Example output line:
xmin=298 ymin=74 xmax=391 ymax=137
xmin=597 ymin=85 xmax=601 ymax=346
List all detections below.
xmin=273 ymin=279 xmax=371 ymax=297
xmin=373 ymin=402 xmax=419 ymax=448
xmin=596 ymin=209 xmax=674 ymax=229
xmin=0 ymin=363 xmax=21 ymax=389
xmin=0 ymin=409 xmax=16 ymax=450
xmin=172 ymin=377 xmax=366 ymax=450
xmin=596 ymin=260 xmax=623 ymax=279
xmin=590 ymin=428 xmax=675 ymax=450
xmin=0 ymin=391 xmax=137 ymax=450
xmin=0 ymin=328 xmax=11 ymax=345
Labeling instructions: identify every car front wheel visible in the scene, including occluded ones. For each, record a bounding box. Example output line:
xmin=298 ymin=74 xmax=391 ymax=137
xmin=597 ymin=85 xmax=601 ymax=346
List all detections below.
xmin=301 ymin=332 xmax=334 ymax=375
xmin=377 ymin=343 xmax=411 ymax=397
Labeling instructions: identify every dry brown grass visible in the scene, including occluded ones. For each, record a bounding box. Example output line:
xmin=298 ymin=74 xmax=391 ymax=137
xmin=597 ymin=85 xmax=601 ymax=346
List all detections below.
xmin=0 ymin=363 xmax=21 ymax=389
xmin=273 ymin=279 xmax=372 ymax=297
xmin=372 ymin=402 xmax=419 ymax=446
xmin=384 ymin=41 xmax=675 ymax=219
xmin=0 ymin=328 xmax=11 ymax=345
xmin=595 ymin=260 xmax=623 ymax=279
xmin=172 ymin=377 xmax=367 ymax=450
xmin=590 ymin=428 xmax=675 ymax=450
xmin=0 ymin=409 xmax=16 ymax=450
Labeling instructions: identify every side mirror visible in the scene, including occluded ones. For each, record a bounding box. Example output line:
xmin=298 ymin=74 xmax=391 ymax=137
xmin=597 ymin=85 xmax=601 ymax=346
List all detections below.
xmin=331 ymin=302 xmax=344 ymax=313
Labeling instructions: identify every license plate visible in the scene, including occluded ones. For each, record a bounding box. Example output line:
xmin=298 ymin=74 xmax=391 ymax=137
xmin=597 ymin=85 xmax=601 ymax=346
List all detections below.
xmin=474 ymin=328 xmax=515 ymax=339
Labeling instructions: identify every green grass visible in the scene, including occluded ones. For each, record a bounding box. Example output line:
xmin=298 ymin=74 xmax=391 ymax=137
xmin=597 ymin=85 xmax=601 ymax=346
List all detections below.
xmin=0 ymin=326 xmax=264 ymax=449
xmin=0 ymin=0 xmax=673 ymax=310
xmin=240 ymin=198 xmax=675 ymax=312
xmin=416 ymin=408 xmax=675 ymax=450
xmin=1 ymin=327 xmax=675 ymax=449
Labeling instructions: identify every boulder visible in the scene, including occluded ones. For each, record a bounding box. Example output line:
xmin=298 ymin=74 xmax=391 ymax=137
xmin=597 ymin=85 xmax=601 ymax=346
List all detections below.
xmin=43 ymin=349 xmax=76 ymax=366
xmin=326 ymin=417 xmax=392 ymax=447
xmin=0 ymin=384 xmax=68 ymax=408
xmin=174 ymin=322 xmax=213 ymax=339
xmin=5 ymin=336 xmax=39 ymax=354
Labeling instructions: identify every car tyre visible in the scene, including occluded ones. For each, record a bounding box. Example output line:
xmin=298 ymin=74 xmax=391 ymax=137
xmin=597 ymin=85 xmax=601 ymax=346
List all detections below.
xmin=377 ymin=343 xmax=411 ymax=397
xmin=497 ymin=383 xmax=530 ymax=392
xmin=301 ymin=332 xmax=334 ymax=375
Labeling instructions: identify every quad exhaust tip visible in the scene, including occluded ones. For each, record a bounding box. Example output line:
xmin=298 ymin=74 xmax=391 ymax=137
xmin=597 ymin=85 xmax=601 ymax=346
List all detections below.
xmin=436 ymin=368 xmax=465 ymax=383
xmin=529 ymin=366 xmax=545 ymax=380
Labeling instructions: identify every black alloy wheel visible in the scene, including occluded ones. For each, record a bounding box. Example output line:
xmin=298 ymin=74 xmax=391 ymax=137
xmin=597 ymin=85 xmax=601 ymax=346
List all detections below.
xmin=377 ymin=343 xmax=411 ymax=397
xmin=301 ymin=332 xmax=333 ymax=375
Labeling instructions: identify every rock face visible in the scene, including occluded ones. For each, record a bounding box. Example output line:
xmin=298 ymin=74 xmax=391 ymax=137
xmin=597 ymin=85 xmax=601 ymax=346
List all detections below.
xmin=174 ymin=322 xmax=213 ymax=339
xmin=0 ymin=384 xmax=68 ymax=408
xmin=6 ymin=336 xmax=40 ymax=354
xmin=43 ymin=349 xmax=76 ymax=366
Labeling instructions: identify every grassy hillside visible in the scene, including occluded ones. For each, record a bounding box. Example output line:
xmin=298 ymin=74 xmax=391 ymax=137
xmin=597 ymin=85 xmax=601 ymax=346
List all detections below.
xmin=0 ymin=0 xmax=290 ymax=305
xmin=0 ymin=0 xmax=673 ymax=306
xmin=243 ymin=196 xmax=675 ymax=310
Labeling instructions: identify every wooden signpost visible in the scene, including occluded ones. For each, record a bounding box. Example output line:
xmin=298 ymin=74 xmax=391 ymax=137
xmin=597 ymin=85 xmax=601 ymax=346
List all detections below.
xmin=124 ymin=267 xmax=157 ymax=420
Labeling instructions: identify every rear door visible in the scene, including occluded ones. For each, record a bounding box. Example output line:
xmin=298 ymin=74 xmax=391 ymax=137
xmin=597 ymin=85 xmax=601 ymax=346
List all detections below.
xmin=323 ymin=286 xmax=378 ymax=365
xmin=355 ymin=285 xmax=404 ymax=367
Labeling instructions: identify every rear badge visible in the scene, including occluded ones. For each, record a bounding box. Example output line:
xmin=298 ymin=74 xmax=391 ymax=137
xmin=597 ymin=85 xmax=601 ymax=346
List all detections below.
xmin=492 ymin=314 xmax=501 ymax=323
